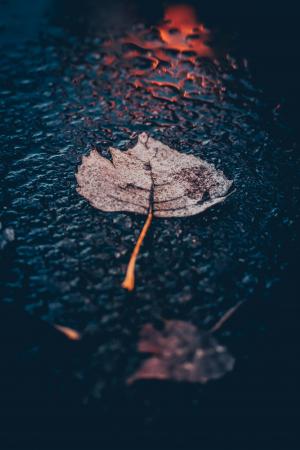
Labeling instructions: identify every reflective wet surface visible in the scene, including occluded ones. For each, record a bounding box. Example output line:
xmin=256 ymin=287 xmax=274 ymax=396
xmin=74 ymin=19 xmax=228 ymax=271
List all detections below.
xmin=0 ymin=0 xmax=299 ymax=447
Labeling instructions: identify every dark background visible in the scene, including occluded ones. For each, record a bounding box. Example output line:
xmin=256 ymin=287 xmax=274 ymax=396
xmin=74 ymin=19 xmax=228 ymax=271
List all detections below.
xmin=0 ymin=0 xmax=299 ymax=449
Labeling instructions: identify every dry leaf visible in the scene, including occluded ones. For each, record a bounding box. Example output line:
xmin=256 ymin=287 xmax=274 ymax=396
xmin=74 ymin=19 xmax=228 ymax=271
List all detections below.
xmin=76 ymin=133 xmax=232 ymax=218
xmin=127 ymin=320 xmax=235 ymax=384
xmin=76 ymin=133 xmax=233 ymax=290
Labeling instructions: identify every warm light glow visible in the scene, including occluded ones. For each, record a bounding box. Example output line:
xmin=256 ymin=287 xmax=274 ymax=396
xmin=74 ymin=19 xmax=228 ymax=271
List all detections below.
xmin=122 ymin=4 xmax=213 ymax=59
xmin=158 ymin=4 xmax=213 ymax=57
xmin=102 ymin=4 xmax=218 ymax=105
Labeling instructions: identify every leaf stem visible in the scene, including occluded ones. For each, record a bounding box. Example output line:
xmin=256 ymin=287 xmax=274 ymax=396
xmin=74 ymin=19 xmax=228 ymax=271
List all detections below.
xmin=122 ymin=208 xmax=153 ymax=291
xmin=210 ymin=300 xmax=245 ymax=333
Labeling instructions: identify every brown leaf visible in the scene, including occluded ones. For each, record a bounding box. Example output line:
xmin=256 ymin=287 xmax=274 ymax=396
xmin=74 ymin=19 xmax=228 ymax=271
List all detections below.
xmin=127 ymin=320 xmax=235 ymax=384
xmin=76 ymin=133 xmax=232 ymax=218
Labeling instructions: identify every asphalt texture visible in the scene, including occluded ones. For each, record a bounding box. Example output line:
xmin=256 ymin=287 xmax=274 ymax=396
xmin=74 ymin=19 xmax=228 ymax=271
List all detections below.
xmin=0 ymin=1 xmax=299 ymax=449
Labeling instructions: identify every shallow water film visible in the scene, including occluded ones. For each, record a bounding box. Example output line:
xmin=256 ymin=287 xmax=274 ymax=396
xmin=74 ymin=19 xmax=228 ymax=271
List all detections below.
xmin=0 ymin=0 xmax=299 ymax=448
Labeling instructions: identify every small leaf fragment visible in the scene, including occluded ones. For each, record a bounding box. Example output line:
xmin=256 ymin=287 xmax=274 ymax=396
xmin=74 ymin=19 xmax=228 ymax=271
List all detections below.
xmin=54 ymin=324 xmax=81 ymax=341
